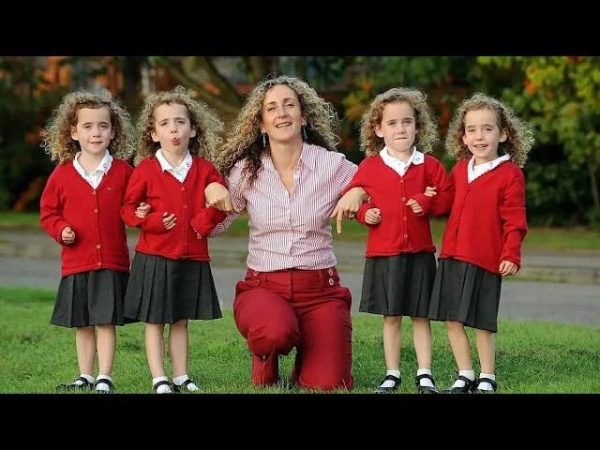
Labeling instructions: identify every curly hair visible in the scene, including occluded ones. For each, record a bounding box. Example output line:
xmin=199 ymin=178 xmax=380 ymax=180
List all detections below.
xmin=216 ymin=75 xmax=341 ymax=183
xmin=360 ymin=87 xmax=438 ymax=157
xmin=446 ymin=92 xmax=534 ymax=168
xmin=41 ymin=89 xmax=134 ymax=163
xmin=135 ymin=86 xmax=223 ymax=164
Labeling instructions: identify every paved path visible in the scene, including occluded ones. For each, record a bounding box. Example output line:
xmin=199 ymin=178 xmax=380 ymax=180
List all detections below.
xmin=1 ymin=253 xmax=598 ymax=326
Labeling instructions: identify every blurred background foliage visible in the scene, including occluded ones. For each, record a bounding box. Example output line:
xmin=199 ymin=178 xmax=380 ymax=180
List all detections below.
xmin=0 ymin=56 xmax=598 ymax=227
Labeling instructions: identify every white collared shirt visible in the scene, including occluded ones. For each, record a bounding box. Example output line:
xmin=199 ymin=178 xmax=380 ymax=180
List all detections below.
xmin=73 ymin=150 xmax=112 ymax=189
xmin=156 ymin=149 xmax=193 ymax=183
xmin=210 ymin=143 xmax=358 ymax=271
xmin=468 ymin=154 xmax=511 ymax=183
xmin=380 ymin=146 xmax=424 ymax=177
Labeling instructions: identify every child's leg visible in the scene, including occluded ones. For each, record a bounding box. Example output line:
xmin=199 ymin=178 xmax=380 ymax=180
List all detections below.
xmin=383 ymin=316 xmax=402 ymax=370
xmin=169 ymin=319 xmax=189 ymax=378
xmin=474 ymin=329 xmax=495 ymax=373
xmin=445 ymin=321 xmax=476 ymax=391
xmin=374 ymin=316 xmax=402 ymax=392
xmin=412 ymin=317 xmax=437 ymax=392
xmin=411 ymin=317 xmax=432 ymax=369
xmin=474 ymin=329 xmax=497 ymax=392
xmin=145 ymin=323 xmax=166 ymax=378
xmin=169 ymin=320 xmax=200 ymax=392
xmin=94 ymin=324 xmax=116 ymax=392
xmin=445 ymin=321 xmax=472 ymax=370
xmin=75 ymin=326 xmax=96 ymax=376
xmin=96 ymin=324 xmax=116 ymax=377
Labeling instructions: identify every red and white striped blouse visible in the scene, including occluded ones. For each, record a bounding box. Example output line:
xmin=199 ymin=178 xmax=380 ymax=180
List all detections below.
xmin=211 ymin=144 xmax=357 ymax=271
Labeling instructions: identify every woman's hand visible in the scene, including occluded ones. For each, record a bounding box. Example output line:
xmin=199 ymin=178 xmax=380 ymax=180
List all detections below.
xmin=330 ymin=187 xmax=367 ymax=233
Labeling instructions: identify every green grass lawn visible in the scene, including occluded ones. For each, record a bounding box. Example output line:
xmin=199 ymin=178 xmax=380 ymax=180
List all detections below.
xmin=2 ymin=211 xmax=599 ymax=251
xmin=1 ymin=287 xmax=598 ymax=394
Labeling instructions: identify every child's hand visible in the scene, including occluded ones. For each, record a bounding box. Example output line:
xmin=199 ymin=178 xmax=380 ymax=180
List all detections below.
xmin=205 ymin=183 xmax=234 ymax=213
xmin=196 ymin=232 xmax=202 ymax=240
xmin=406 ymin=199 xmax=424 ymax=215
xmin=365 ymin=208 xmax=382 ymax=225
xmin=424 ymin=186 xmax=437 ymax=197
xmin=61 ymin=226 xmax=76 ymax=244
xmin=499 ymin=260 xmax=518 ymax=276
xmin=135 ymin=202 xmax=151 ymax=219
xmin=162 ymin=212 xmax=177 ymax=230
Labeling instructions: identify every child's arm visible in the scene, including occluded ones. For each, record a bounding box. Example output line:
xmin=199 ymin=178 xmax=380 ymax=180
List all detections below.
xmin=39 ymin=170 xmax=73 ymax=245
xmin=332 ymin=160 xmax=368 ymax=233
xmin=209 ymin=163 xmax=247 ymax=237
xmin=409 ymin=159 xmax=454 ymax=217
xmin=355 ymin=201 xmax=381 ymax=227
xmin=120 ymin=169 xmax=169 ymax=234
xmin=204 ymin=161 xmax=233 ymax=212
xmin=191 ymin=206 xmax=228 ymax=239
xmin=499 ymin=170 xmax=528 ymax=273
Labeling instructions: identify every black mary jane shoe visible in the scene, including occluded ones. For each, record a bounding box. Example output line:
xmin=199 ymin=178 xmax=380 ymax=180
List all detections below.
xmin=94 ymin=378 xmax=115 ymax=394
xmin=415 ymin=373 xmax=438 ymax=394
xmin=374 ymin=374 xmax=401 ymax=394
xmin=56 ymin=376 xmax=95 ymax=392
xmin=443 ymin=375 xmax=476 ymax=394
xmin=172 ymin=378 xmax=199 ymax=393
xmin=471 ymin=377 xmax=497 ymax=394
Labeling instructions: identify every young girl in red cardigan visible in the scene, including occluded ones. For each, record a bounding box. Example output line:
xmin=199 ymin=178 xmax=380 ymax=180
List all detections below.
xmin=428 ymin=93 xmax=534 ymax=393
xmin=345 ymin=88 xmax=453 ymax=394
xmin=121 ymin=86 xmax=228 ymax=394
xmin=40 ymin=89 xmax=148 ymax=393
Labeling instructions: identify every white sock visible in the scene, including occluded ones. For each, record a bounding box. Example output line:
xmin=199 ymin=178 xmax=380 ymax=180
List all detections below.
xmin=451 ymin=370 xmax=475 ymax=388
xmin=95 ymin=374 xmax=112 ymax=391
xmin=477 ymin=373 xmax=496 ymax=391
xmin=152 ymin=376 xmax=172 ymax=394
xmin=173 ymin=374 xmax=199 ymax=391
xmin=78 ymin=374 xmax=95 ymax=385
xmin=380 ymin=369 xmax=401 ymax=388
xmin=416 ymin=368 xmax=434 ymax=387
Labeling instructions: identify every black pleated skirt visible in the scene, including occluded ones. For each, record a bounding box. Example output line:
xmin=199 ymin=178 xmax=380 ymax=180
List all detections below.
xmin=51 ymin=269 xmax=128 ymax=328
xmin=359 ymin=252 xmax=436 ymax=317
xmin=124 ymin=252 xmax=222 ymax=324
xmin=428 ymin=258 xmax=502 ymax=332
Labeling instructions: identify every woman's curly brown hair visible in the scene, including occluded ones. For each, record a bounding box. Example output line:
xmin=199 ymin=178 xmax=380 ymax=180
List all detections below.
xmin=135 ymin=86 xmax=223 ymax=164
xmin=216 ymin=75 xmax=341 ymax=184
xmin=41 ymin=89 xmax=134 ymax=163
xmin=446 ymin=92 xmax=534 ymax=168
xmin=360 ymin=87 xmax=438 ymax=157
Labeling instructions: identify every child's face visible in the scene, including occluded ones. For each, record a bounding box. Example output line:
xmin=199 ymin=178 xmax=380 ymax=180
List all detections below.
xmin=151 ymin=102 xmax=196 ymax=154
xmin=70 ymin=107 xmax=115 ymax=156
xmin=375 ymin=101 xmax=417 ymax=154
xmin=462 ymin=107 xmax=507 ymax=164
xmin=260 ymin=84 xmax=305 ymax=145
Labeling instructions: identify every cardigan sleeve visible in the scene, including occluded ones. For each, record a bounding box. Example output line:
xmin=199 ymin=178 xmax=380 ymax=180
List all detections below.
xmin=39 ymin=168 xmax=72 ymax=245
xmin=499 ymin=169 xmax=528 ymax=268
xmin=120 ymin=166 xmax=169 ymax=235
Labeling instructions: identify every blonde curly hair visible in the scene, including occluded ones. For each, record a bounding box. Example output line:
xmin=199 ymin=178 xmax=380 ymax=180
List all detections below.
xmin=446 ymin=92 xmax=534 ymax=168
xmin=135 ymin=86 xmax=223 ymax=164
xmin=216 ymin=75 xmax=341 ymax=183
xmin=41 ymin=89 xmax=134 ymax=163
xmin=360 ymin=87 xmax=438 ymax=157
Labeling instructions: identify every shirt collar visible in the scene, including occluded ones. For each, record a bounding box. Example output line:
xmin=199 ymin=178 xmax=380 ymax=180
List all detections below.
xmin=468 ymin=153 xmax=510 ymax=173
xmin=262 ymin=142 xmax=317 ymax=173
xmin=380 ymin=146 xmax=424 ymax=166
xmin=73 ymin=150 xmax=112 ymax=175
xmin=155 ymin=149 xmax=192 ymax=172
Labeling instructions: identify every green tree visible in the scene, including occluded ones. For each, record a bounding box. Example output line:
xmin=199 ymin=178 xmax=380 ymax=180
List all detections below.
xmin=478 ymin=56 xmax=600 ymax=225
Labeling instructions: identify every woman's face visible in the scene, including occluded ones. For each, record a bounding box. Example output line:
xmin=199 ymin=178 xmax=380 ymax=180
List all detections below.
xmin=260 ymin=84 xmax=306 ymax=146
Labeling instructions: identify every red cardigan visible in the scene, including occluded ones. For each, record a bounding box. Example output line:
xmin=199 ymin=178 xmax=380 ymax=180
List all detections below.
xmin=345 ymin=155 xmax=453 ymax=257
xmin=121 ymin=156 xmax=226 ymax=261
xmin=439 ymin=159 xmax=527 ymax=273
xmin=40 ymin=159 xmax=133 ymax=277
